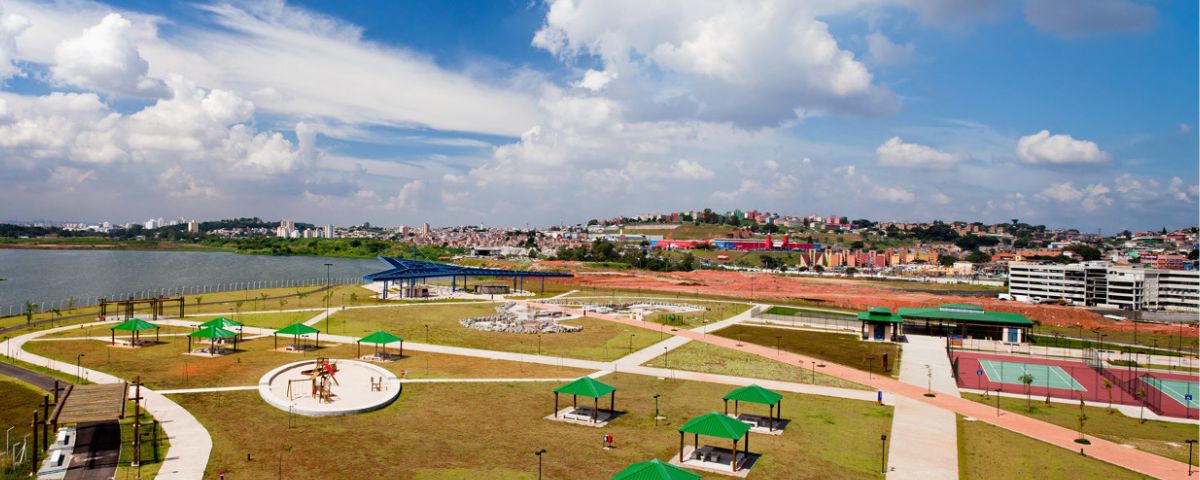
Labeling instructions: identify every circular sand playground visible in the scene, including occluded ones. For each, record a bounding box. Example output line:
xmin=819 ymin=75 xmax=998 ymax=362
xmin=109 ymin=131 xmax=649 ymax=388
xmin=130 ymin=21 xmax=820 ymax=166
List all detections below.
xmin=258 ymin=359 xmax=401 ymax=417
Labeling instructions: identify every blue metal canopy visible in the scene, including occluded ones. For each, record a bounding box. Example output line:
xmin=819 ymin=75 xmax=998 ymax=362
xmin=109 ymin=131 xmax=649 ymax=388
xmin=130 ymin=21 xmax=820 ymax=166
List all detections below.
xmin=363 ymin=257 xmax=573 ymax=282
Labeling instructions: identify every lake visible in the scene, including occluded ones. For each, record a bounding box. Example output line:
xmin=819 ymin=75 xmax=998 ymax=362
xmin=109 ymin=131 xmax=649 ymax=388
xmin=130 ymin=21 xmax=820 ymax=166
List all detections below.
xmin=0 ymin=249 xmax=384 ymax=313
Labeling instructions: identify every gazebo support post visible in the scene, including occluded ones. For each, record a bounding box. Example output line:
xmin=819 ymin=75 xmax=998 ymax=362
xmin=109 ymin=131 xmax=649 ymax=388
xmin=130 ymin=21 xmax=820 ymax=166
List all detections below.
xmin=593 ymin=397 xmax=598 ymax=423
xmin=735 ymin=400 xmax=739 ymax=415
xmin=777 ymin=399 xmax=782 ymax=430
xmin=111 ymin=329 xmax=115 ymax=346
xmin=156 ymin=328 xmax=160 ymax=344
xmin=679 ymin=432 xmax=684 ymax=462
xmin=554 ymin=392 xmax=558 ymax=418
xmin=769 ymin=404 xmax=774 ymax=431
xmin=399 ymin=341 xmax=403 ymax=357
xmin=744 ymin=433 xmax=749 ymax=471
xmin=724 ymin=399 xmax=728 ymax=415
xmin=187 ymin=336 xmax=191 ymax=353
xmin=356 ymin=342 xmax=361 ymax=358
xmin=610 ymin=391 xmax=615 ymax=418
xmin=729 ymin=439 xmax=739 ymax=472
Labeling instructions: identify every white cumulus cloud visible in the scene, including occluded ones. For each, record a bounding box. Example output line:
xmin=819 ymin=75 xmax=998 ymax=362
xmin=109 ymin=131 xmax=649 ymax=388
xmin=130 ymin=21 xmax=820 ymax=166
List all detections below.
xmin=51 ymin=13 xmax=164 ymax=96
xmin=876 ymin=136 xmax=961 ymax=169
xmin=0 ymin=7 xmax=31 ymax=81
xmin=1016 ymin=130 xmax=1109 ymax=165
xmin=867 ymin=32 xmax=918 ymax=67
xmin=1036 ymin=182 xmax=1112 ymax=212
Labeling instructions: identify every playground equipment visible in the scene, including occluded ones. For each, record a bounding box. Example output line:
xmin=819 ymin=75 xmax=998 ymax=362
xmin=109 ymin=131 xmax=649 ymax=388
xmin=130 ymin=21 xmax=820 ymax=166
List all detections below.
xmin=286 ymin=358 xmax=340 ymax=403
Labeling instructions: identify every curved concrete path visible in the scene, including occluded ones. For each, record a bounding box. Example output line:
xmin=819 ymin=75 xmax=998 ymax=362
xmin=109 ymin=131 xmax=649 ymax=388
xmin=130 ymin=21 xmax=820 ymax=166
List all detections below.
xmin=1 ymin=325 xmax=212 ymax=480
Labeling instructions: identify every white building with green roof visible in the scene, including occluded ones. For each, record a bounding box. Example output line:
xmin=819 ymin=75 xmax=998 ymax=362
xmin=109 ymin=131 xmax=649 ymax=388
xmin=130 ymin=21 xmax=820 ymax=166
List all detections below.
xmin=896 ymin=304 xmax=1033 ymax=343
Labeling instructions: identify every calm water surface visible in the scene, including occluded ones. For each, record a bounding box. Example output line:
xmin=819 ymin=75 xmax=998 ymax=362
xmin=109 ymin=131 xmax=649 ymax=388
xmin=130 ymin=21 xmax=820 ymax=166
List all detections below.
xmin=0 ymin=249 xmax=383 ymax=309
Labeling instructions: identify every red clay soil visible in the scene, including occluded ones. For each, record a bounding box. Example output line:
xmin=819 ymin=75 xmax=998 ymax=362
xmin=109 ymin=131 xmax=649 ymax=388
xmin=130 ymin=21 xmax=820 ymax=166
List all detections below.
xmin=555 ymin=269 xmax=1195 ymax=337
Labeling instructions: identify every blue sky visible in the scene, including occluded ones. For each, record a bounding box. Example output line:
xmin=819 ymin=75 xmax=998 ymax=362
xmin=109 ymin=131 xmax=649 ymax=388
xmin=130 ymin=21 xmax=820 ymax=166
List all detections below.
xmin=0 ymin=0 xmax=1194 ymax=231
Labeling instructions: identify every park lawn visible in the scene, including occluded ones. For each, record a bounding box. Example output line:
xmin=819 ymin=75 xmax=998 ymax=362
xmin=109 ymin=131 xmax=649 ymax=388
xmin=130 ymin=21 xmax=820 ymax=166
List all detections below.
xmin=961 ymin=393 xmax=1198 ymax=465
xmin=1033 ymin=325 xmax=1197 ymax=353
xmin=114 ymin=400 xmax=169 ymax=480
xmin=712 ymin=325 xmax=901 ymax=377
xmin=956 ymin=415 xmax=1149 ymax=479
xmin=229 ymin=311 xmax=321 ymax=330
xmin=639 ymin=301 xmax=750 ymax=329
xmin=642 ymin=341 xmax=869 ymax=390
xmin=180 ymin=284 xmax=382 ymax=314
xmin=330 ymin=303 xmax=666 ymax=362
xmin=40 ymin=323 xmax=194 ymax=339
xmin=0 ymin=375 xmax=43 ymax=478
xmin=765 ymin=305 xmax=856 ymax=317
xmin=175 ymin=373 xmax=893 ymax=479
xmin=561 ymin=287 xmax=840 ymax=310
xmin=22 ymin=337 xmax=591 ymax=391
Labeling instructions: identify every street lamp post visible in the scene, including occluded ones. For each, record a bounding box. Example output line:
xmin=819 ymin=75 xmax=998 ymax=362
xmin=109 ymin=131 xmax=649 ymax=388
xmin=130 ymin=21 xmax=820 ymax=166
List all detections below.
xmin=76 ymin=354 xmax=85 ymax=383
xmin=1185 ymin=439 xmax=1196 ymax=476
xmin=534 ymin=449 xmax=546 ymax=480
xmin=811 ymin=361 xmax=816 ymax=384
xmin=628 ymin=333 xmax=635 ymax=355
xmin=653 ymin=394 xmax=661 ymax=427
xmin=775 ymin=336 xmax=782 ymax=356
xmin=425 ymin=324 xmax=429 ymax=344
xmin=995 ymin=388 xmax=1003 ymax=416
xmin=880 ymin=433 xmax=888 ymax=474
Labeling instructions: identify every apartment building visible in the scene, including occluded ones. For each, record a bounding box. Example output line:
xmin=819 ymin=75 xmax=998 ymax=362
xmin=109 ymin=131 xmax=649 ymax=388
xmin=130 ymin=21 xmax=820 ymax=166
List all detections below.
xmin=1008 ymin=261 xmax=1199 ymax=312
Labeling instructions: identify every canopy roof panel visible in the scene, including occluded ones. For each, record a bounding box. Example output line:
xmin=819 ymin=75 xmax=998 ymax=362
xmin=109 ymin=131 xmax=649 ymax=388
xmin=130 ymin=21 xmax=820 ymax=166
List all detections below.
xmin=275 ymin=323 xmax=320 ymax=336
xmin=364 ymin=257 xmax=573 ymax=282
xmin=612 ymin=459 xmax=701 ymax=480
xmin=857 ymin=307 xmax=903 ymax=324
xmin=358 ymin=331 xmax=403 ymax=345
xmin=111 ymin=318 xmax=159 ymax=331
xmin=554 ymin=376 xmax=616 ymax=398
xmin=678 ymin=412 xmax=751 ymax=440
xmin=897 ymin=306 xmax=1033 ymax=327
xmin=722 ymin=384 xmax=782 ymax=405
xmin=199 ymin=317 xmax=242 ymax=329
xmin=189 ymin=326 xmax=237 ymax=339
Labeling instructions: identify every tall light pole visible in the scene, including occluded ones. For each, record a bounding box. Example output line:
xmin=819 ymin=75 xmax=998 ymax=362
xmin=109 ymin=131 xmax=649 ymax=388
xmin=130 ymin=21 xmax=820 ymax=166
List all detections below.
xmin=76 ymin=354 xmax=85 ymax=383
xmin=880 ymin=433 xmax=888 ymax=474
xmin=534 ymin=449 xmax=546 ymax=480
xmin=628 ymin=333 xmax=635 ymax=355
xmin=324 ymin=263 xmax=332 ymax=334
xmin=775 ymin=336 xmax=782 ymax=356
xmin=653 ymin=394 xmax=661 ymax=427
xmin=1186 ymin=439 xmax=1196 ymax=476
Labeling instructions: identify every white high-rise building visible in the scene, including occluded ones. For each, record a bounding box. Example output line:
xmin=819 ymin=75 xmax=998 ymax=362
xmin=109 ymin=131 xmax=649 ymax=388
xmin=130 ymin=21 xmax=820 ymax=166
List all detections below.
xmin=1008 ymin=262 xmax=1198 ymax=311
xmin=144 ymin=218 xmax=159 ymax=229
xmin=277 ymin=219 xmax=296 ymax=238
xmin=186 ymin=219 xmax=199 ymax=234
xmin=324 ymin=224 xmax=335 ymax=238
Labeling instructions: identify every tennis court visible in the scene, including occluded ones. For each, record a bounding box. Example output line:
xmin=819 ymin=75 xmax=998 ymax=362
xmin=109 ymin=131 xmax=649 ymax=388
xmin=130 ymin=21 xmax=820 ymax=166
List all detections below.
xmin=1141 ymin=377 xmax=1199 ymax=409
xmin=978 ymin=359 xmax=1086 ymax=391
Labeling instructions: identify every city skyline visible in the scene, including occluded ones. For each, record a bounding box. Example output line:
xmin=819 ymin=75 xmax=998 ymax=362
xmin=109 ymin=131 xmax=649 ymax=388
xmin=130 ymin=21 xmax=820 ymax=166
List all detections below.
xmin=0 ymin=0 xmax=1195 ymax=231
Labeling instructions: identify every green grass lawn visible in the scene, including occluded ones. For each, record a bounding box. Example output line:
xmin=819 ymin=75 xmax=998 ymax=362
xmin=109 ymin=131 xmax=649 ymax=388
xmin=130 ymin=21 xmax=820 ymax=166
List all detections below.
xmin=40 ymin=323 xmax=194 ymax=339
xmin=961 ymin=393 xmax=1199 ymax=464
xmin=114 ymin=400 xmax=169 ymax=480
xmin=642 ymin=341 xmax=869 ymax=390
xmin=1032 ymin=325 xmax=1197 ymax=354
xmin=764 ymin=305 xmax=856 ymax=316
xmin=23 ymin=337 xmax=592 ymax=391
xmin=957 ymin=415 xmax=1150 ymax=479
xmin=174 ymin=373 xmax=893 ymax=479
xmin=639 ymin=301 xmax=750 ymax=329
xmin=227 ymin=310 xmax=322 ymax=330
xmin=712 ymin=325 xmax=901 ymax=376
xmin=0 ymin=375 xmax=43 ymax=478
xmin=329 ymin=303 xmax=666 ymax=361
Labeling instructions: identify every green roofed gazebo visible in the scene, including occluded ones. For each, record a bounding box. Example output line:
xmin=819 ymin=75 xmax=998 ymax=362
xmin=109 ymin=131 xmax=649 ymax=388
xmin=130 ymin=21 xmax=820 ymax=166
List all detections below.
xmin=199 ymin=317 xmax=242 ymax=330
xmin=857 ymin=307 xmax=903 ymax=342
xmin=356 ymin=331 xmax=404 ymax=358
xmin=110 ymin=318 xmax=160 ymax=346
xmin=553 ymin=376 xmax=616 ymax=424
xmin=188 ymin=325 xmax=238 ymax=356
xmin=612 ymin=459 xmax=701 ymax=480
xmin=677 ymin=412 xmax=753 ymax=472
xmin=274 ymin=323 xmax=321 ymax=351
xmin=723 ymin=384 xmax=784 ymax=431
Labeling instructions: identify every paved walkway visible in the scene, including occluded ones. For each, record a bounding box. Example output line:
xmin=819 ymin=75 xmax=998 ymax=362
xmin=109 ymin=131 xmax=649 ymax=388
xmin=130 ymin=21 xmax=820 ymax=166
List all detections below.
xmin=888 ymin=335 xmax=960 ymax=479
xmin=1 ymin=327 xmax=212 ymax=480
xmin=0 ymin=360 xmax=63 ymax=392
xmin=535 ymin=303 xmax=1196 ymax=480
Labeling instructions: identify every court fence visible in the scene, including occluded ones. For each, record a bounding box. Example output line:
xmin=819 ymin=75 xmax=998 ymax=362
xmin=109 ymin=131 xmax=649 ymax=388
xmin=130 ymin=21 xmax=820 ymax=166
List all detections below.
xmin=750 ymin=310 xmax=860 ymax=331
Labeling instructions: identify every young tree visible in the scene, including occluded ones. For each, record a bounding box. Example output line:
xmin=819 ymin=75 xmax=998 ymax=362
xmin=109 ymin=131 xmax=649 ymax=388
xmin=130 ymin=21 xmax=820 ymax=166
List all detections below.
xmin=1019 ymin=373 xmax=1035 ymax=411
xmin=1135 ymin=387 xmax=1147 ymax=422
xmin=1102 ymin=379 xmax=1114 ymax=413
xmin=24 ymin=300 xmax=34 ymax=325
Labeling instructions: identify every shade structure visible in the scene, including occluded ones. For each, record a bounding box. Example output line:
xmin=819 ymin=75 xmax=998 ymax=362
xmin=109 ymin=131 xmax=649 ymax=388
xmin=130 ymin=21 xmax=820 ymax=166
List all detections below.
xmin=677 ymin=412 xmax=754 ymax=472
xmin=110 ymin=318 xmax=160 ymax=345
xmin=554 ymin=377 xmax=616 ymax=398
xmin=356 ymin=331 xmax=404 ymax=357
xmin=187 ymin=326 xmax=238 ymax=356
xmin=722 ymin=384 xmax=783 ymax=431
xmin=678 ymin=412 xmax=751 ymax=440
xmin=199 ymin=317 xmax=242 ymax=329
xmin=612 ymin=459 xmax=700 ymax=480
xmin=553 ymin=376 xmax=617 ymax=424
xmin=274 ymin=323 xmax=321 ymax=351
